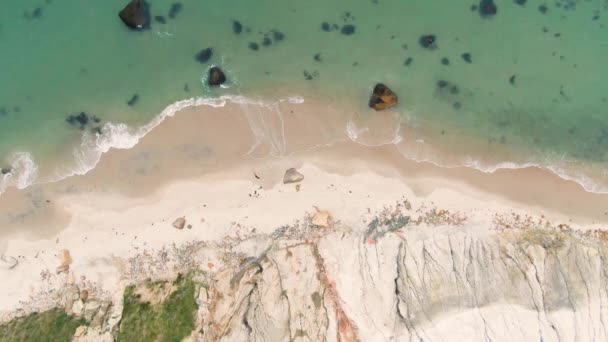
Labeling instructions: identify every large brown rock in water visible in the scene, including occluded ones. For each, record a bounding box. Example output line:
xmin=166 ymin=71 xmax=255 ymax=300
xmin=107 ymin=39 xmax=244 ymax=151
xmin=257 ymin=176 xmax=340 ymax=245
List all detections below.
xmin=368 ymin=83 xmax=398 ymax=110
xmin=208 ymin=67 xmax=226 ymax=86
xmin=119 ymin=0 xmax=150 ymax=30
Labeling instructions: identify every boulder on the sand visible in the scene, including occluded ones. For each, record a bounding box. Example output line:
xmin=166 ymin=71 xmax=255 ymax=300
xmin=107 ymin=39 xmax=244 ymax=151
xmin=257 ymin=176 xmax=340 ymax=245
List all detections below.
xmin=283 ymin=168 xmax=304 ymax=184
xmin=173 ymin=217 xmax=186 ymax=229
xmin=80 ymin=289 xmax=89 ymax=301
xmin=118 ymin=0 xmax=150 ymax=30
xmin=312 ymin=207 xmax=331 ymax=228
xmin=368 ymin=83 xmax=398 ymax=110
xmin=208 ymin=67 xmax=226 ymax=86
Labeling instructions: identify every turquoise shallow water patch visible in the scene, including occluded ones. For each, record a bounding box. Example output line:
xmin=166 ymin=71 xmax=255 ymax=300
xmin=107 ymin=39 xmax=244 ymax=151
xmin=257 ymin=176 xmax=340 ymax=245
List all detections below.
xmin=0 ymin=0 xmax=607 ymax=189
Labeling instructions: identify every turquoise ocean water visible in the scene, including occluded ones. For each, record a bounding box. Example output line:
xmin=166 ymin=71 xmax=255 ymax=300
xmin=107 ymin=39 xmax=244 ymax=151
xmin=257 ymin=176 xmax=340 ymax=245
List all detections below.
xmin=1 ymin=0 xmax=607 ymax=191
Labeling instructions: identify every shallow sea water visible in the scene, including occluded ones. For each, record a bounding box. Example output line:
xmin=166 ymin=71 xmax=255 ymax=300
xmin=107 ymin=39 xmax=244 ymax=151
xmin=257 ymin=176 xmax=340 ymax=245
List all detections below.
xmin=1 ymin=0 xmax=607 ymax=190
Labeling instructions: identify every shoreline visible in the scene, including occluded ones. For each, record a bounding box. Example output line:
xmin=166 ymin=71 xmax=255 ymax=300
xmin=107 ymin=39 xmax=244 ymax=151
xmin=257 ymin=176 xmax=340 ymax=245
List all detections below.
xmin=1 ymin=95 xmax=607 ymax=320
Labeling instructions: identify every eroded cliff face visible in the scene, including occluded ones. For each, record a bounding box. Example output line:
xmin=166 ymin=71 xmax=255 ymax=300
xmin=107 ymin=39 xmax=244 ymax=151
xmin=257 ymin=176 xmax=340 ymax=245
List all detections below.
xmin=6 ymin=205 xmax=608 ymax=342
xmin=194 ymin=228 xmax=608 ymax=342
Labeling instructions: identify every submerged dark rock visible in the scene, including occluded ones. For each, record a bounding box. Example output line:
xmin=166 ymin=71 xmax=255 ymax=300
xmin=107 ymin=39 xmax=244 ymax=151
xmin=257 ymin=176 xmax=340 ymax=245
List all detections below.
xmin=272 ymin=30 xmax=285 ymax=41
xmin=155 ymin=15 xmax=166 ymax=24
xmin=479 ymin=0 xmax=497 ymax=17
xmin=195 ymin=48 xmax=213 ymax=63
xmin=441 ymin=57 xmax=450 ymax=65
xmin=538 ymin=4 xmax=548 ymax=14
xmin=32 ymin=7 xmax=43 ymax=18
xmin=419 ymin=35 xmax=437 ymax=49
xmin=232 ymin=20 xmax=243 ymax=34
xmin=1 ymin=167 xmax=12 ymax=175
xmin=314 ymin=53 xmax=322 ymax=62
xmin=66 ymin=112 xmax=90 ymax=129
xmin=368 ymin=83 xmax=398 ymax=111
xmin=509 ymin=74 xmax=516 ymax=85
xmin=437 ymin=80 xmax=448 ymax=88
xmin=248 ymin=42 xmax=259 ymax=51
xmin=118 ymin=0 xmax=150 ymax=30
xmin=461 ymin=52 xmax=472 ymax=63
xmin=321 ymin=22 xmax=331 ymax=32
xmin=208 ymin=67 xmax=226 ymax=86
xmin=262 ymin=36 xmax=272 ymax=47
xmin=168 ymin=2 xmax=182 ymax=19
xmin=453 ymin=102 xmax=462 ymax=110
xmin=0 ymin=107 xmax=7 ymax=116
xmin=404 ymin=57 xmax=413 ymax=66
xmin=341 ymin=25 xmax=355 ymax=35
xmin=127 ymin=94 xmax=139 ymax=106
xmin=514 ymin=0 xmax=527 ymax=5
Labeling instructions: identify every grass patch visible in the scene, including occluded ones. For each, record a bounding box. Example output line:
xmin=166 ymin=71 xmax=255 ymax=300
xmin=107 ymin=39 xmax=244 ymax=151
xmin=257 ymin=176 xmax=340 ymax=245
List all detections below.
xmin=117 ymin=273 xmax=198 ymax=342
xmin=0 ymin=308 xmax=86 ymax=342
xmin=521 ymin=228 xmax=566 ymax=251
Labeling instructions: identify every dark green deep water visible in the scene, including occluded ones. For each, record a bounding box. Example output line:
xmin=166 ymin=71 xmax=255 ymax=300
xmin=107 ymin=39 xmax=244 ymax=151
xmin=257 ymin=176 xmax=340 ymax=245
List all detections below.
xmin=1 ymin=0 xmax=607 ymax=191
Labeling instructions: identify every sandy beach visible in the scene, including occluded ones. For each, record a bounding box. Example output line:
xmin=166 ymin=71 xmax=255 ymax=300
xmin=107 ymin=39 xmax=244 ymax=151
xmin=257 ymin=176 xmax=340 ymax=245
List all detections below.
xmin=1 ymin=98 xmax=608 ymax=340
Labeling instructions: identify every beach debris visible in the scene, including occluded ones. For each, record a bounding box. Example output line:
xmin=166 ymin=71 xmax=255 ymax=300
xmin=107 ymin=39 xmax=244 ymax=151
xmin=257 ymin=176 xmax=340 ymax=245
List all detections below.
xmin=118 ymin=0 xmax=150 ymax=30
xmin=56 ymin=264 xmax=70 ymax=274
xmin=419 ymin=34 xmax=437 ymax=49
xmin=283 ymin=168 xmax=304 ymax=184
xmin=312 ymin=207 xmax=332 ymax=228
xmin=127 ymin=94 xmax=139 ymax=106
xmin=173 ymin=217 xmax=186 ymax=229
xmin=208 ymin=67 xmax=226 ymax=86
xmin=479 ymin=0 xmax=497 ymax=17
xmin=195 ymin=48 xmax=213 ymax=63
xmin=1 ymin=167 xmax=12 ymax=175
xmin=461 ymin=52 xmax=472 ymax=63
xmin=0 ymin=255 xmax=18 ymax=270
xmin=368 ymin=83 xmax=398 ymax=110
xmin=80 ymin=289 xmax=89 ymax=301
xmin=341 ymin=24 xmax=356 ymax=35
xmin=232 ymin=20 xmax=243 ymax=34
xmin=168 ymin=2 xmax=183 ymax=19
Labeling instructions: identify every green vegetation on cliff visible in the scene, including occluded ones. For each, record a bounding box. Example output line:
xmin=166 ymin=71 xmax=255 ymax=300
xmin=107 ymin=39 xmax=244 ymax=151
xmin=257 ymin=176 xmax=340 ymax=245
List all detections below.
xmin=0 ymin=308 xmax=86 ymax=342
xmin=117 ymin=273 xmax=198 ymax=342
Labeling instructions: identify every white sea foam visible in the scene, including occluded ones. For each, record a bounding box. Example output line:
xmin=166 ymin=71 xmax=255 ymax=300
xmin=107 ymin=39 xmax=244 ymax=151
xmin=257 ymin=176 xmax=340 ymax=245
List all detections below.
xmin=0 ymin=152 xmax=38 ymax=193
xmin=1 ymin=94 xmax=607 ymax=197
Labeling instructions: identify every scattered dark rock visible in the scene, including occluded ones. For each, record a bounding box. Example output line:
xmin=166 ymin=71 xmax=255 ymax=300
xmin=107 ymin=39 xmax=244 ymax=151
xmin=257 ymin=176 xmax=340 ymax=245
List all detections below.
xmin=32 ymin=7 xmax=43 ymax=18
xmin=450 ymin=85 xmax=459 ymax=95
xmin=13 ymin=106 xmax=20 ymax=113
xmin=91 ymin=127 xmax=102 ymax=135
xmin=437 ymin=80 xmax=448 ymax=88
xmin=332 ymin=24 xmax=340 ymax=30
xmin=419 ymin=35 xmax=437 ymax=49
xmin=404 ymin=57 xmax=413 ymax=66
xmin=313 ymin=53 xmax=322 ymax=62
xmin=479 ymin=0 xmax=498 ymax=17
xmin=127 ymin=94 xmax=139 ymax=106
xmin=262 ymin=36 xmax=272 ymax=47
xmin=66 ymin=112 xmax=93 ymax=129
xmin=208 ymin=67 xmax=226 ymax=86
xmin=248 ymin=42 xmax=259 ymax=51
xmin=184 ymin=83 xmax=190 ymax=92
xmin=341 ymin=25 xmax=355 ymax=35
xmin=514 ymin=0 xmax=527 ymax=5
xmin=195 ymin=48 xmax=213 ymax=63
xmin=441 ymin=57 xmax=450 ymax=65
xmin=453 ymin=102 xmax=462 ymax=110
xmin=154 ymin=15 xmax=166 ymax=24
xmin=470 ymin=4 xmax=478 ymax=12
xmin=509 ymin=74 xmax=516 ymax=85
xmin=321 ymin=22 xmax=331 ymax=31
xmin=1 ymin=167 xmax=12 ymax=175
xmin=272 ymin=30 xmax=285 ymax=41
xmin=232 ymin=20 xmax=243 ymax=34
xmin=461 ymin=52 xmax=472 ymax=63
xmin=118 ymin=0 xmax=150 ymax=30
xmin=368 ymin=83 xmax=398 ymax=111
xmin=168 ymin=2 xmax=182 ymax=19
xmin=0 ymin=107 xmax=7 ymax=116
xmin=538 ymin=4 xmax=548 ymax=14
xmin=303 ymin=70 xmax=319 ymax=80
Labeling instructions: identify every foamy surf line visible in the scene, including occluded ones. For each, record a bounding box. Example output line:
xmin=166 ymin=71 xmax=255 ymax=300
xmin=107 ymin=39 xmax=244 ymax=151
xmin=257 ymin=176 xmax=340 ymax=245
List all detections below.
xmin=1 ymin=94 xmax=607 ymax=197
xmin=0 ymin=95 xmax=305 ymax=195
